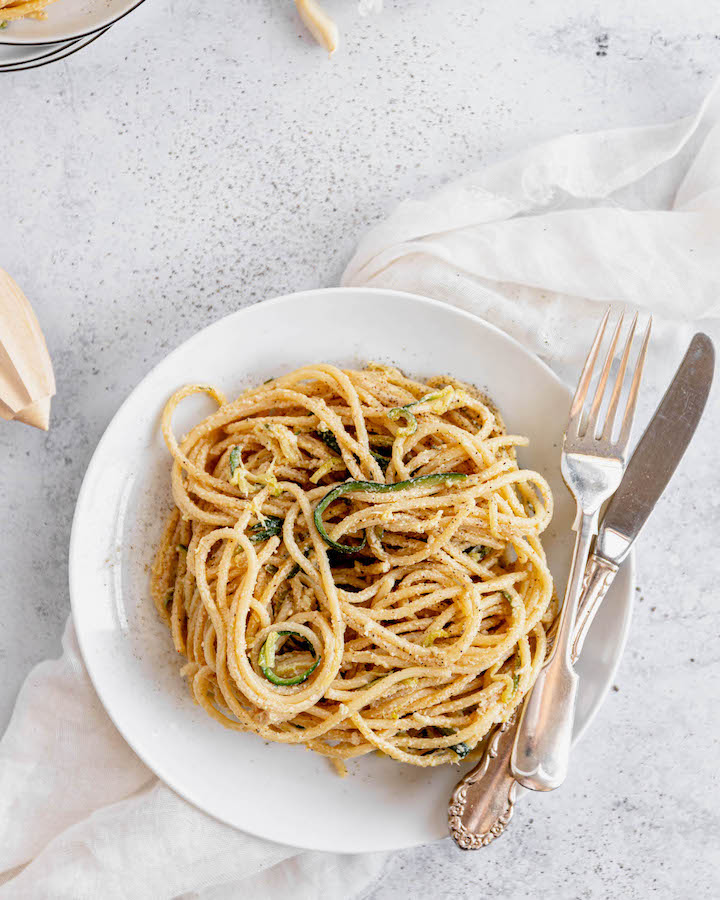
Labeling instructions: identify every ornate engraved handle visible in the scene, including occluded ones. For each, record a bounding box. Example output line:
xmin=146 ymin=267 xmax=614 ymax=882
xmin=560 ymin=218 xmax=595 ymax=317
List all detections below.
xmin=448 ymin=553 xmax=618 ymax=850
xmin=448 ymin=713 xmax=523 ymax=849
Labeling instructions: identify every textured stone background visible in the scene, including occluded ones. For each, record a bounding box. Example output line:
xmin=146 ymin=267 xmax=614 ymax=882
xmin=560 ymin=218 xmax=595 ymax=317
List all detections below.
xmin=1 ymin=1 xmax=718 ymax=897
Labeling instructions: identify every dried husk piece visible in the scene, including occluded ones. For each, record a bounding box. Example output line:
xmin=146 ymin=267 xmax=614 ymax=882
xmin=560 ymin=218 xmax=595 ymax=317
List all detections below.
xmin=0 ymin=268 xmax=55 ymax=431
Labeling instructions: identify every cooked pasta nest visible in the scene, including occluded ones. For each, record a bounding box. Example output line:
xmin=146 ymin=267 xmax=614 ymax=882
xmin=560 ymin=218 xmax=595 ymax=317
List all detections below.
xmin=151 ymin=363 xmax=555 ymax=770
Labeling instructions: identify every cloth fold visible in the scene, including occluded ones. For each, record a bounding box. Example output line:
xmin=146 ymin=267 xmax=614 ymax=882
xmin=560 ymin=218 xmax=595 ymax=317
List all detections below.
xmin=343 ymin=81 xmax=720 ymax=369
xmin=0 ymin=622 xmax=386 ymax=899
xmin=2 ymin=80 xmax=719 ymax=899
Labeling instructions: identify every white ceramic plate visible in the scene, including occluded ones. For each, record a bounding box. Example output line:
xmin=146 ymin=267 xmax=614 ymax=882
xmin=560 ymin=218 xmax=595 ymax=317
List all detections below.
xmin=70 ymin=288 xmax=633 ymax=853
xmin=0 ymin=0 xmax=142 ymax=44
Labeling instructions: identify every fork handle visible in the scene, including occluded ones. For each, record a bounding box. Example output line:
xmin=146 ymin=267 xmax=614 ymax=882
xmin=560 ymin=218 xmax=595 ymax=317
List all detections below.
xmin=447 ymin=556 xmax=609 ymax=848
xmin=510 ymin=511 xmax=596 ymax=791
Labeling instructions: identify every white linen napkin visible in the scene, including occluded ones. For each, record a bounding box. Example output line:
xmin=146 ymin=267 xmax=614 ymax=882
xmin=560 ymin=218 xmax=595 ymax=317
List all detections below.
xmin=2 ymin=82 xmax=719 ymax=900
xmin=0 ymin=622 xmax=387 ymax=899
xmin=344 ymin=81 xmax=720 ymax=374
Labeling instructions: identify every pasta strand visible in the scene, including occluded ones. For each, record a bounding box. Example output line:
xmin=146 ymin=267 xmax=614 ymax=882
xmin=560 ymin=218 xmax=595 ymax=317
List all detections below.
xmin=151 ymin=364 xmax=556 ymax=768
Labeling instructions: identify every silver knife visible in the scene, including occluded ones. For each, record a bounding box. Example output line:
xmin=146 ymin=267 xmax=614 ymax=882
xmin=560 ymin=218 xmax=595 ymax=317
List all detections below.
xmin=571 ymin=331 xmax=715 ymax=659
xmin=448 ymin=332 xmax=715 ymax=850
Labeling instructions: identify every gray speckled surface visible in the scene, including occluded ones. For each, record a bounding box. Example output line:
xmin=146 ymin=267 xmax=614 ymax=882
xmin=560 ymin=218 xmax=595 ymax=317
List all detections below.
xmin=0 ymin=1 xmax=719 ymax=897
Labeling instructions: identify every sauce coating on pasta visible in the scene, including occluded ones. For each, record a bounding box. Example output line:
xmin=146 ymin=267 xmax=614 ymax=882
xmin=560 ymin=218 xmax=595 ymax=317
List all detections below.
xmin=151 ymin=364 xmax=555 ymax=770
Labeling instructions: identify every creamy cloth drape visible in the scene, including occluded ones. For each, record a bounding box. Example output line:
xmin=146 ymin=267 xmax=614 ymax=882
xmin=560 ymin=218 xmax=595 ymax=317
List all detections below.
xmin=2 ymin=83 xmax=719 ymax=899
xmin=343 ymin=82 xmax=720 ymax=374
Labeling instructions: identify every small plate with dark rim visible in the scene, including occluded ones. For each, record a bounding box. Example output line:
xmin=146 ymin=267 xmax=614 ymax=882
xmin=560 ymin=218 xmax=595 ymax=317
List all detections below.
xmin=0 ymin=26 xmax=108 ymax=69
xmin=0 ymin=0 xmax=144 ymax=45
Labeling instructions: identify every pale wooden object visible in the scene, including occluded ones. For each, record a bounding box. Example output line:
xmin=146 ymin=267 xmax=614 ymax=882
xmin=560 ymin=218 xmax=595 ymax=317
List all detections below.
xmin=0 ymin=268 xmax=55 ymax=431
xmin=295 ymin=0 xmax=339 ymax=54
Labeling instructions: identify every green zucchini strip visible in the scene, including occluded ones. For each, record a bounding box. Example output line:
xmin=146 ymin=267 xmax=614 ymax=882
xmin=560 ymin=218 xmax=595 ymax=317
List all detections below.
xmin=313 ymin=472 xmax=468 ymax=554
xmin=438 ymin=726 xmax=472 ymax=760
xmin=370 ymin=448 xmax=391 ymax=472
xmin=258 ymin=630 xmax=321 ymax=687
xmin=315 ymin=427 xmax=341 ymax=454
xmin=464 ymin=545 xmax=489 ymax=561
xmin=249 ymin=515 xmax=283 ymax=543
xmin=387 ymin=406 xmax=417 ymax=437
xmin=317 ymin=426 xmax=390 ymax=473
xmin=387 ymin=387 xmax=460 ymax=438
xmin=450 ymin=741 xmax=471 ymax=760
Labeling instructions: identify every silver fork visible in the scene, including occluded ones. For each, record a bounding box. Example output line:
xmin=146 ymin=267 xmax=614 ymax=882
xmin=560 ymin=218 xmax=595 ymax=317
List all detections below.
xmin=510 ymin=307 xmax=652 ymax=792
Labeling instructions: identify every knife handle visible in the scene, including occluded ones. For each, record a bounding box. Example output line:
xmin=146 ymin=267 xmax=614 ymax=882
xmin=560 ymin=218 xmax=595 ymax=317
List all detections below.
xmin=571 ymin=554 xmax=619 ymax=661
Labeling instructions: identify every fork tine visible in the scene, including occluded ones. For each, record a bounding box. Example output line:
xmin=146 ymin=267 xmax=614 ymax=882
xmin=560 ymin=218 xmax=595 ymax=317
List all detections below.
xmin=600 ymin=311 xmax=637 ymax=441
xmin=567 ymin=307 xmax=611 ymax=436
xmin=585 ymin=312 xmax=624 ymax=437
xmin=617 ymin=316 xmax=652 ymax=450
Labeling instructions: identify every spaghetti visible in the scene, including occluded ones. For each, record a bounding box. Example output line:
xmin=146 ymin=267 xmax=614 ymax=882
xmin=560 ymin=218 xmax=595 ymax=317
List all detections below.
xmin=151 ymin=364 xmax=555 ymax=770
xmin=0 ymin=0 xmax=57 ymax=24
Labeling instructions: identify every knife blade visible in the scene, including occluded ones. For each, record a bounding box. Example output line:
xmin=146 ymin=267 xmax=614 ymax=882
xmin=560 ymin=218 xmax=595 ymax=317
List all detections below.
xmin=572 ymin=332 xmax=715 ymax=658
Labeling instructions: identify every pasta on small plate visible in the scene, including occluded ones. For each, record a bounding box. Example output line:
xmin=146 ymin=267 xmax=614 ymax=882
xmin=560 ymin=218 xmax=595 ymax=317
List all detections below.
xmin=0 ymin=0 xmax=144 ymax=44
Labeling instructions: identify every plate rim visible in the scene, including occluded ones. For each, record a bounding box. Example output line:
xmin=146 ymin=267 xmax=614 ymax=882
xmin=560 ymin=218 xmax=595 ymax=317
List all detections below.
xmin=0 ymin=26 xmax=108 ymax=69
xmin=0 ymin=36 xmax=78 ymax=66
xmin=69 ymin=286 xmax=634 ymax=851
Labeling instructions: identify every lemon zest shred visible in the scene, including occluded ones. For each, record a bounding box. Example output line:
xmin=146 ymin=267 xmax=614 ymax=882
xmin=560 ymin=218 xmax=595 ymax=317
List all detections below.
xmin=230 ymin=462 xmax=253 ymax=496
xmin=422 ymin=630 xmax=442 ymax=648
xmin=310 ymin=458 xmax=345 ymax=484
xmin=259 ymin=461 xmax=284 ymax=497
